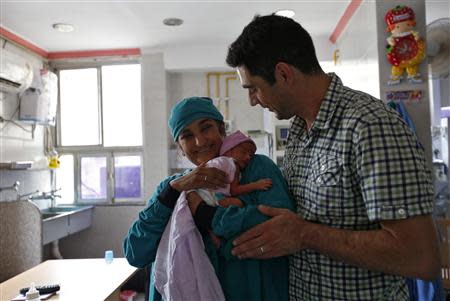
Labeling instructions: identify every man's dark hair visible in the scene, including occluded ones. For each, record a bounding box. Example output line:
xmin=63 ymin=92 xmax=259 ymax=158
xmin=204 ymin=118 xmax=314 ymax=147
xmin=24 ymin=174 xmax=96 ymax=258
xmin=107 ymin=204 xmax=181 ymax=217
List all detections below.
xmin=226 ymin=14 xmax=322 ymax=85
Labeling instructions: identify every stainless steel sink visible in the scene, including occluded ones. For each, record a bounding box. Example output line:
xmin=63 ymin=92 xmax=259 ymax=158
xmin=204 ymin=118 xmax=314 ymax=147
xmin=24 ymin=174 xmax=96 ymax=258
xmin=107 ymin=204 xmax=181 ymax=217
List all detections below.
xmin=40 ymin=205 xmax=93 ymax=244
xmin=41 ymin=205 xmax=86 ymax=214
xmin=42 ymin=212 xmax=62 ymax=220
xmin=41 ymin=207 xmax=77 ymax=221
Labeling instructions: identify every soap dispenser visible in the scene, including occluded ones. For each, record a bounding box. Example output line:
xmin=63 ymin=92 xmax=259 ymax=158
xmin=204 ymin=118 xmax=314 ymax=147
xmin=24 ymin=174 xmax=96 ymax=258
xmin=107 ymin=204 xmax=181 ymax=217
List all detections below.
xmin=25 ymin=283 xmax=41 ymax=301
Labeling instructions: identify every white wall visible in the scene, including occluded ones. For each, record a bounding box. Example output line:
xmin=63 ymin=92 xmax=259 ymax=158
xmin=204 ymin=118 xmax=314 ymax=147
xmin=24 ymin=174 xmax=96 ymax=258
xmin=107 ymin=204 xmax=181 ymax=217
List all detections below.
xmin=327 ymin=1 xmax=379 ymax=98
xmin=0 ymin=39 xmax=52 ymax=202
xmin=165 ymin=70 xmax=265 ymax=171
xmin=150 ymin=33 xmax=334 ymax=72
xmin=58 ymin=205 xmax=143 ymax=258
xmin=166 ymin=70 xmax=264 ymax=137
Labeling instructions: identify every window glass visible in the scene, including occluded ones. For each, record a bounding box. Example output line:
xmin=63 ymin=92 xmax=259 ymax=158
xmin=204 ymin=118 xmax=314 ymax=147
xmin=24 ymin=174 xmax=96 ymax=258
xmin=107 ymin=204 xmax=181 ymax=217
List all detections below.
xmin=102 ymin=64 xmax=142 ymax=147
xmin=57 ymin=64 xmax=143 ymax=205
xmin=59 ymin=69 xmax=101 ymax=146
xmin=80 ymin=156 xmax=107 ymax=200
xmin=114 ymin=155 xmax=141 ymax=199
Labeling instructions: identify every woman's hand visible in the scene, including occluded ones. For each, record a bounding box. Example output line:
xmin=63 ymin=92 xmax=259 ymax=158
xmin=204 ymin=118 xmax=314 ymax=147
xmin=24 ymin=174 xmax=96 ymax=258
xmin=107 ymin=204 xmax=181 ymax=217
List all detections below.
xmin=186 ymin=191 xmax=204 ymax=215
xmin=169 ymin=162 xmax=229 ymax=192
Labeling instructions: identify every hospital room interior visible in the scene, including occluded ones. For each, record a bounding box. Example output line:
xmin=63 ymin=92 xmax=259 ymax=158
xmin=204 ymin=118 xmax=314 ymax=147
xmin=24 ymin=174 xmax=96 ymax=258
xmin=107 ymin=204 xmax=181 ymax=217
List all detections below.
xmin=1 ymin=1 xmax=450 ymax=300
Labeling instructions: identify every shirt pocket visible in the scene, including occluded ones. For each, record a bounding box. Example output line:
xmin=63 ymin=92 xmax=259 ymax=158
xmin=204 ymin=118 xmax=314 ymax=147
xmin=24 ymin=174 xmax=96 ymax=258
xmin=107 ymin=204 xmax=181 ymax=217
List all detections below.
xmin=302 ymin=155 xmax=343 ymax=221
xmin=308 ymin=155 xmax=342 ymax=186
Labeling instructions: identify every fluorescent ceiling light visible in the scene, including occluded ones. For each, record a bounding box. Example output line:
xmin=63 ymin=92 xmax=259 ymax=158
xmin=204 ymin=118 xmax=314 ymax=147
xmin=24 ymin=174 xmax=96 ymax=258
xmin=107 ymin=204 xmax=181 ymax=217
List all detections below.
xmin=275 ymin=10 xmax=295 ymax=18
xmin=163 ymin=18 xmax=183 ymax=26
xmin=52 ymin=23 xmax=74 ymax=33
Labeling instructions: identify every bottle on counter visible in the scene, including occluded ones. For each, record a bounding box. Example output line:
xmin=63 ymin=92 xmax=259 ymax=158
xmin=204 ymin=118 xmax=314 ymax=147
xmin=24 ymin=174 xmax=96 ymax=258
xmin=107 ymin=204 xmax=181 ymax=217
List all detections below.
xmin=105 ymin=250 xmax=114 ymax=264
xmin=25 ymin=283 xmax=41 ymax=301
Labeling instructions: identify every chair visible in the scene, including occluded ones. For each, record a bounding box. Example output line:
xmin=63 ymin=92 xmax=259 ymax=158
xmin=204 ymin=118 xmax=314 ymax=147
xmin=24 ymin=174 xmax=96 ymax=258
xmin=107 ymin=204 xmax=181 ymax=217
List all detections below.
xmin=0 ymin=200 xmax=42 ymax=282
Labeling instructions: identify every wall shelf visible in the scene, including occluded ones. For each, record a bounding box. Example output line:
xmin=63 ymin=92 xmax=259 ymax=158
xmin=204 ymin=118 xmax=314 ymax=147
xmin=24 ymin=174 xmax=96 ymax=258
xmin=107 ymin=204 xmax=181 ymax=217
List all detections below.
xmin=0 ymin=161 xmax=33 ymax=170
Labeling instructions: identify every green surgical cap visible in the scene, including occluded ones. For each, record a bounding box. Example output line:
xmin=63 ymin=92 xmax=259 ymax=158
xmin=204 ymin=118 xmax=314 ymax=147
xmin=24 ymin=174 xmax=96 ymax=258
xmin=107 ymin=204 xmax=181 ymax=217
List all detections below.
xmin=168 ymin=96 xmax=224 ymax=141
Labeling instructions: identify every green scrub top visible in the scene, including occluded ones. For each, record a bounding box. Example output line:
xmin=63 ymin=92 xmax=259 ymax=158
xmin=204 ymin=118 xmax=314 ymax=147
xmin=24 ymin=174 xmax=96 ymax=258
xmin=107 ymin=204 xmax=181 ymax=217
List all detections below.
xmin=123 ymin=154 xmax=294 ymax=301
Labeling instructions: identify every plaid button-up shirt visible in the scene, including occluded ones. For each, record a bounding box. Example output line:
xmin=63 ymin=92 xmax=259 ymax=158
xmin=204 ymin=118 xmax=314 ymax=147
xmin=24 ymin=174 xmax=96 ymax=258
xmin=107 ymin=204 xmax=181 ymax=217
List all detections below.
xmin=283 ymin=73 xmax=434 ymax=301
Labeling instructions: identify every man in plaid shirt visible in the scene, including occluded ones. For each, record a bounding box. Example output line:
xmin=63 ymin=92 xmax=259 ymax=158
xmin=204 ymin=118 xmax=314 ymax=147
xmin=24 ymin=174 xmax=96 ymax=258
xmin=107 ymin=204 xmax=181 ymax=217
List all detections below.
xmin=226 ymin=15 xmax=440 ymax=300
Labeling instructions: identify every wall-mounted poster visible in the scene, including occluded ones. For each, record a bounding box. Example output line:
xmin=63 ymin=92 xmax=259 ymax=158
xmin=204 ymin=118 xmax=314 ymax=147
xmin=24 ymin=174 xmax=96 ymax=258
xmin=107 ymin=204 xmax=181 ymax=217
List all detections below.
xmin=386 ymin=90 xmax=422 ymax=103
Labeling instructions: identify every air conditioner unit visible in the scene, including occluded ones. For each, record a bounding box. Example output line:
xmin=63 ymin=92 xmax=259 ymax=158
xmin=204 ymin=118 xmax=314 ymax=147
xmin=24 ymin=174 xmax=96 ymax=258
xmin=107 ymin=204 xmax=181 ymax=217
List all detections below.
xmin=0 ymin=49 xmax=33 ymax=93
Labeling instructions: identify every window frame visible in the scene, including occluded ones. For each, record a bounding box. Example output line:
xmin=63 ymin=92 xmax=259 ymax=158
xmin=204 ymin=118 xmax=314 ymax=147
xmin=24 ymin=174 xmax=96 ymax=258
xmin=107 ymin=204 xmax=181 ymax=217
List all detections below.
xmin=55 ymin=61 xmax=145 ymax=205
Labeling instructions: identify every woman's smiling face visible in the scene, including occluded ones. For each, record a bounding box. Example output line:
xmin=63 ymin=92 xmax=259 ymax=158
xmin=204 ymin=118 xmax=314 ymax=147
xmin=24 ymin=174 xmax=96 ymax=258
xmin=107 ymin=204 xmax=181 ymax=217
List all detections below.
xmin=177 ymin=118 xmax=225 ymax=166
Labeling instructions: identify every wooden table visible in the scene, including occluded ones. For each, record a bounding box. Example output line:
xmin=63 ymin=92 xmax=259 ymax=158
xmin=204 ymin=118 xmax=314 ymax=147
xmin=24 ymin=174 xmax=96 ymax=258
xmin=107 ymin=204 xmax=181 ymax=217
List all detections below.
xmin=0 ymin=258 xmax=138 ymax=301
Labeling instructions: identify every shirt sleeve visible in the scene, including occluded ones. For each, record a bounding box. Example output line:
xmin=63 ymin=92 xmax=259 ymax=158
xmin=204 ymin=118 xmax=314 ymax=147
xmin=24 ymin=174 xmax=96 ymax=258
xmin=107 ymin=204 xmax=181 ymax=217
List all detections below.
xmin=211 ymin=155 xmax=295 ymax=239
xmin=123 ymin=173 xmax=182 ymax=268
xmin=355 ymin=116 xmax=434 ymax=221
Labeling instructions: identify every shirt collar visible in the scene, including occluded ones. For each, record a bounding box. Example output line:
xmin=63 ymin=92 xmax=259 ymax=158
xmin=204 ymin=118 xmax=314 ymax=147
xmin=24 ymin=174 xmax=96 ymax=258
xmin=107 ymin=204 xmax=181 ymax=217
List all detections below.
xmin=309 ymin=72 xmax=343 ymax=131
xmin=289 ymin=73 xmax=343 ymax=136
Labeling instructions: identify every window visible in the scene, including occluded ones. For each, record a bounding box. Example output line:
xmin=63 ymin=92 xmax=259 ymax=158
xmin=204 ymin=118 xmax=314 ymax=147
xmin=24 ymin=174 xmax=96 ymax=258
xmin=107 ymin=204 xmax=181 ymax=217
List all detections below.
xmin=57 ymin=63 xmax=143 ymax=204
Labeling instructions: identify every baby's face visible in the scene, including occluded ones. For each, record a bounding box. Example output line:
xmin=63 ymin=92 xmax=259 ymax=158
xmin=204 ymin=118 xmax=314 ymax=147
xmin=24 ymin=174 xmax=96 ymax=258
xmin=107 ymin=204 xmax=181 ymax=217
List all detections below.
xmin=224 ymin=142 xmax=256 ymax=169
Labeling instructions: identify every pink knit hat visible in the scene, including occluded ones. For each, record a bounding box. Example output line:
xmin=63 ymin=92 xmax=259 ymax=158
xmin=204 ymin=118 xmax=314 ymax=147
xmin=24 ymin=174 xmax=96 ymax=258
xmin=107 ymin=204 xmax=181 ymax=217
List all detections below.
xmin=220 ymin=130 xmax=256 ymax=156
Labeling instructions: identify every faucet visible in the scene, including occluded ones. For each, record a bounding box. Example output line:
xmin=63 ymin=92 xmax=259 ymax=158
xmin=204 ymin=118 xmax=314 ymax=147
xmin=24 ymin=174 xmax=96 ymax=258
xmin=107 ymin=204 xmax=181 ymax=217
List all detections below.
xmin=19 ymin=189 xmax=40 ymax=200
xmin=0 ymin=181 xmax=20 ymax=200
xmin=29 ymin=188 xmax=61 ymax=207
xmin=49 ymin=188 xmax=62 ymax=208
xmin=0 ymin=181 xmax=20 ymax=193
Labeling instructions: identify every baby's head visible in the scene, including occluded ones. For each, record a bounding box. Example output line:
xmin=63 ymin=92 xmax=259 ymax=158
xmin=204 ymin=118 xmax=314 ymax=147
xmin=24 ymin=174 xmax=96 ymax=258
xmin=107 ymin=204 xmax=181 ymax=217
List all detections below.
xmin=220 ymin=131 xmax=257 ymax=170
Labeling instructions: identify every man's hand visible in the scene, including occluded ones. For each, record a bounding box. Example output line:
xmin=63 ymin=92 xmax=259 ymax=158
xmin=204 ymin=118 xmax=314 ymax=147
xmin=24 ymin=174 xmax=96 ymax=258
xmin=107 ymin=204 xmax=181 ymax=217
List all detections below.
xmin=231 ymin=205 xmax=307 ymax=259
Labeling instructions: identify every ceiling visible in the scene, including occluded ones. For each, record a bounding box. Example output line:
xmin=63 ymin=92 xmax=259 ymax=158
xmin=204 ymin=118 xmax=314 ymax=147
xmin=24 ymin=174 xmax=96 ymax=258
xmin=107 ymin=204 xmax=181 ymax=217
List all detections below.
xmin=1 ymin=1 xmax=352 ymax=53
xmin=0 ymin=1 xmax=448 ymax=67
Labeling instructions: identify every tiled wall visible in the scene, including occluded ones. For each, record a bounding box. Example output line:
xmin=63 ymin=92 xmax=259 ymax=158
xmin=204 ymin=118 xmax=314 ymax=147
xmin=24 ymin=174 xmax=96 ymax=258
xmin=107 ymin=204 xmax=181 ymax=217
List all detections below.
xmin=0 ymin=169 xmax=51 ymax=203
xmin=0 ymin=39 xmax=51 ymax=202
